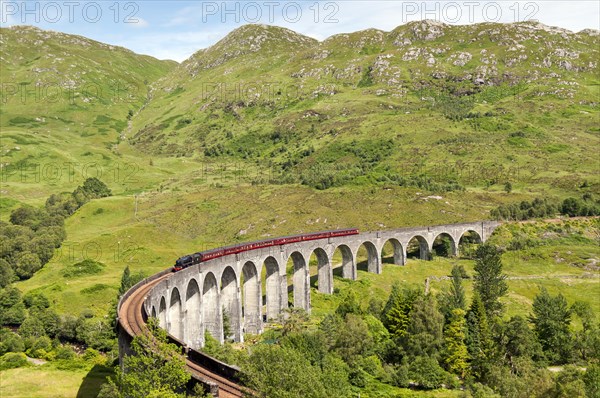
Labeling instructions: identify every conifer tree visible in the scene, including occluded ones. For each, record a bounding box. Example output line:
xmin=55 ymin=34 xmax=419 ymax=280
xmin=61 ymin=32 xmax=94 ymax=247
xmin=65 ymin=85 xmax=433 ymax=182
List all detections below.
xmin=439 ymin=265 xmax=467 ymax=321
xmin=119 ymin=266 xmax=132 ymax=296
xmin=443 ymin=308 xmax=469 ymax=378
xmin=466 ymin=291 xmax=493 ymax=379
xmin=382 ymin=285 xmax=421 ymax=339
xmin=473 ymin=244 xmax=507 ymax=319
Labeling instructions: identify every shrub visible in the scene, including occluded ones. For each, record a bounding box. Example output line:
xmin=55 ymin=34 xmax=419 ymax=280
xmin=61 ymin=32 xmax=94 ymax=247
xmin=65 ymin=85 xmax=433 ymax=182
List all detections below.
xmin=83 ymin=347 xmax=106 ymax=365
xmin=409 ymin=356 xmax=451 ymax=389
xmin=392 ymin=364 xmax=410 ymax=387
xmin=0 ymin=328 xmax=24 ymax=355
xmin=0 ymin=352 xmax=30 ymax=371
xmin=19 ymin=317 xmax=46 ymax=338
xmin=55 ymin=345 xmax=76 ymax=360
xmin=62 ymin=259 xmax=105 ymax=278
xmin=26 ymin=335 xmax=52 ymax=359
xmin=23 ymin=292 xmax=50 ymax=309
xmin=0 ymin=286 xmax=26 ymax=325
xmin=81 ymin=177 xmax=112 ymax=198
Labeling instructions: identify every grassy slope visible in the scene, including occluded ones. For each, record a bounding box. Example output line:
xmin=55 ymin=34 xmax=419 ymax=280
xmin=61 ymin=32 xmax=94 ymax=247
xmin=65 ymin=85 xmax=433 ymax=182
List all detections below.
xmin=1 ymin=22 xmax=599 ymax=398
xmin=0 ymin=25 xmax=176 ymax=205
xmin=15 ymin=186 xmax=600 ymax=321
xmin=128 ymin=22 xmax=599 ymax=197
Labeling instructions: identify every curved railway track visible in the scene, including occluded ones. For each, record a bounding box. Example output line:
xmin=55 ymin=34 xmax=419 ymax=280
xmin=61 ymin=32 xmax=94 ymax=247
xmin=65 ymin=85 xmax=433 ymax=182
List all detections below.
xmin=118 ymin=273 xmax=247 ymax=398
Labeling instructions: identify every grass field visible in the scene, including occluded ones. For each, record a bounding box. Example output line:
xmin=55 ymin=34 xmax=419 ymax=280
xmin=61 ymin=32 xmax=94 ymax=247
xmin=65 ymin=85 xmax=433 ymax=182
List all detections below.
xmin=0 ymin=362 xmax=113 ymax=398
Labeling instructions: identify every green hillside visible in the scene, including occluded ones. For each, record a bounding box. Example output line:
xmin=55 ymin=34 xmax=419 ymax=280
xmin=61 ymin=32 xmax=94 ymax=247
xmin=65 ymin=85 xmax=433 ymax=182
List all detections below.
xmin=2 ymin=20 xmax=599 ymax=318
xmin=0 ymin=25 xmax=176 ymax=204
xmin=130 ymin=21 xmax=599 ymax=196
xmin=0 ymin=21 xmax=599 ymax=398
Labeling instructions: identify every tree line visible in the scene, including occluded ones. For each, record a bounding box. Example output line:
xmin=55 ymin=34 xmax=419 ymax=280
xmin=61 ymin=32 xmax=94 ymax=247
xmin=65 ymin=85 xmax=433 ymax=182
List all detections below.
xmin=491 ymin=195 xmax=600 ymax=221
xmin=0 ymin=266 xmax=146 ymax=372
xmin=0 ymin=177 xmax=112 ymax=282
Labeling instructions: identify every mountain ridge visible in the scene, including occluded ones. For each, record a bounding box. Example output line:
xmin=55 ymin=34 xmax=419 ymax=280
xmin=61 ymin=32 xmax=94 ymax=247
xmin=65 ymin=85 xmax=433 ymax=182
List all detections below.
xmin=1 ymin=21 xmax=598 ymax=199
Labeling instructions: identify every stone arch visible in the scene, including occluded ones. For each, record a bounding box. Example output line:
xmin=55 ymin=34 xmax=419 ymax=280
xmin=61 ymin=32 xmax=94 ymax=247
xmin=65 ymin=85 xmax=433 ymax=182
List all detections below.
xmin=459 ymin=230 xmax=482 ymax=243
xmin=407 ymin=235 xmax=430 ymax=260
xmin=151 ymin=306 xmax=157 ymax=318
xmin=290 ymin=252 xmax=310 ymax=312
xmin=357 ymin=241 xmax=381 ymax=274
xmin=311 ymin=248 xmax=332 ymax=294
xmin=221 ymin=266 xmax=241 ymax=341
xmin=263 ymin=256 xmax=282 ymax=320
xmin=333 ymin=244 xmax=356 ymax=280
xmin=202 ymin=272 xmax=222 ymax=342
xmin=168 ymin=287 xmax=183 ymax=340
xmin=185 ymin=278 xmax=202 ymax=349
xmin=458 ymin=230 xmax=483 ymax=258
xmin=242 ymin=261 xmax=262 ymax=334
xmin=158 ymin=296 xmax=167 ymax=329
xmin=432 ymin=232 xmax=457 ymax=257
xmin=381 ymin=238 xmax=404 ymax=265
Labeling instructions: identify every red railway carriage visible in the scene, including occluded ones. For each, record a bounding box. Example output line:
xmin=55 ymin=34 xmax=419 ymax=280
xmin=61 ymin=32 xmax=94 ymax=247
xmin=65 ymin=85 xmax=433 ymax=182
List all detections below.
xmin=172 ymin=228 xmax=359 ymax=272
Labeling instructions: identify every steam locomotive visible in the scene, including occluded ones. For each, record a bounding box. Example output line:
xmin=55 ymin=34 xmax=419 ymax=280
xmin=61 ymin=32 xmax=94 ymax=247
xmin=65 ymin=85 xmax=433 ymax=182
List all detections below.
xmin=172 ymin=228 xmax=359 ymax=272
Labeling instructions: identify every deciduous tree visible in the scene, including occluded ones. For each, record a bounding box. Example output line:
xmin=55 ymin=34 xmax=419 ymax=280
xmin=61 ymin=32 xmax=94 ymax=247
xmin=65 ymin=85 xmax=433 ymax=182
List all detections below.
xmin=530 ymin=288 xmax=573 ymax=364
xmin=111 ymin=318 xmax=190 ymax=398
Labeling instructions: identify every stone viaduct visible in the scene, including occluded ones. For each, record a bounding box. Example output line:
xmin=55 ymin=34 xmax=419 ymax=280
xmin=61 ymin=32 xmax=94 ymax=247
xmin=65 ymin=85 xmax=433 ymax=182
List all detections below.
xmin=143 ymin=221 xmax=500 ymax=349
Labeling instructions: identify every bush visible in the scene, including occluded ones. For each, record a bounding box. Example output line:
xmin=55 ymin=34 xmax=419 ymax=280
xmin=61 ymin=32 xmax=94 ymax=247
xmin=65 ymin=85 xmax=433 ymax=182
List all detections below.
xmin=0 ymin=286 xmax=26 ymax=325
xmin=81 ymin=177 xmax=112 ymax=198
xmin=0 ymin=328 xmax=24 ymax=355
xmin=409 ymin=356 xmax=451 ymax=389
xmin=62 ymin=259 xmax=105 ymax=278
xmin=584 ymin=363 xmax=600 ymax=398
xmin=55 ymin=345 xmax=76 ymax=360
xmin=76 ymin=318 xmax=115 ymax=351
xmin=0 ymin=352 xmax=30 ymax=371
xmin=23 ymin=292 xmax=50 ymax=309
xmin=469 ymin=382 xmax=501 ymax=398
xmin=0 ymin=259 xmax=15 ymax=288
xmin=26 ymin=335 xmax=52 ymax=359
xmin=58 ymin=315 xmax=80 ymax=341
xmin=491 ymin=198 xmax=557 ymax=221
xmin=392 ymin=364 xmax=410 ymax=387
xmin=356 ymin=354 xmax=387 ymax=380
xmin=19 ymin=317 xmax=46 ymax=338
xmin=561 ymin=197 xmax=600 ymax=217
xmin=13 ymin=251 xmax=42 ymax=279
xmin=34 ymin=308 xmax=61 ymax=337
xmin=83 ymin=347 xmax=106 ymax=365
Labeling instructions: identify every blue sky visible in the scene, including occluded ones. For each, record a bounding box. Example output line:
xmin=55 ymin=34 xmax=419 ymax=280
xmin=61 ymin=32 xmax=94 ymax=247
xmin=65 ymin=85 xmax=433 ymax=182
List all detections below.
xmin=1 ymin=1 xmax=599 ymax=61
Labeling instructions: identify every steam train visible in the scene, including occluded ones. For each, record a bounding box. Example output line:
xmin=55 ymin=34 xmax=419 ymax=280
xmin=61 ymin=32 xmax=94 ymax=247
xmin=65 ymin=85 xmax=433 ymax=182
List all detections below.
xmin=172 ymin=228 xmax=359 ymax=272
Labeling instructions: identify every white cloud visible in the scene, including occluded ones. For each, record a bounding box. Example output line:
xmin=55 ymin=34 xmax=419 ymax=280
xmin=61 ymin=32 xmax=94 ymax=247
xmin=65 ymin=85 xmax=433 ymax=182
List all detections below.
xmin=128 ymin=17 xmax=149 ymax=28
